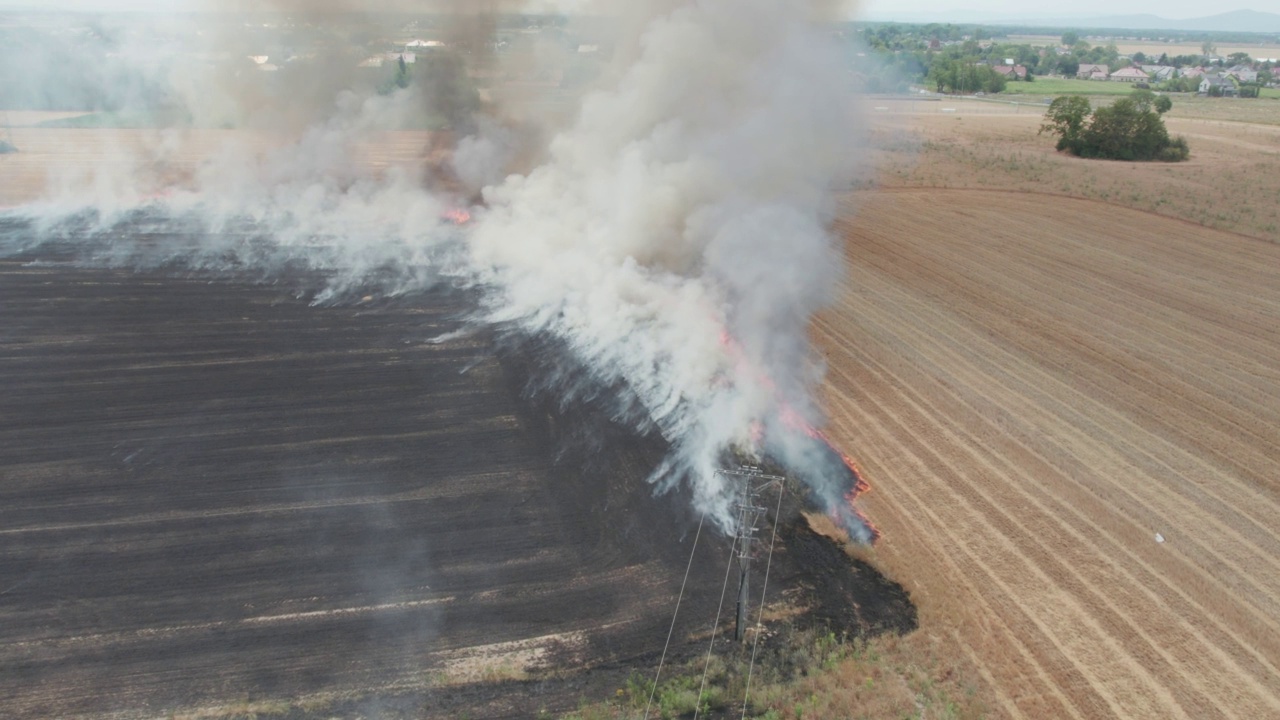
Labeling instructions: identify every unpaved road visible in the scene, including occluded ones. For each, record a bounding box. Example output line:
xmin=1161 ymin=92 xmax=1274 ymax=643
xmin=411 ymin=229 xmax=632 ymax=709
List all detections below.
xmin=818 ymin=189 xmax=1280 ymax=719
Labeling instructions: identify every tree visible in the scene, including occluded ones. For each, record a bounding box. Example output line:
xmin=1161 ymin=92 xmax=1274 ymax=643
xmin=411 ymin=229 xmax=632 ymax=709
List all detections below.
xmin=1082 ymin=96 xmax=1168 ymax=160
xmin=1039 ymin=96 xmax=1091 ymax=153
xmin=1201 ymin=40 xmax=1217 ymax=57
xmin=1227 ymin=52 xmax=1252 ymax=66
xmin=1061 ymin=31 xmax=1079 ymax=47
xmin=1154 ymin=94 xmax=1173 ymax=114
xmin=1040 ymin=94 xmax=1188 ymax=161
xmin=1133 ymin=51 xmax=1147 ymax=64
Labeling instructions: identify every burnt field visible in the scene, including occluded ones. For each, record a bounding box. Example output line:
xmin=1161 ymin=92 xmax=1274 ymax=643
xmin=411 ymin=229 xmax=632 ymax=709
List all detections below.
xmin=0 ymin=225 xmax=914 ymax=719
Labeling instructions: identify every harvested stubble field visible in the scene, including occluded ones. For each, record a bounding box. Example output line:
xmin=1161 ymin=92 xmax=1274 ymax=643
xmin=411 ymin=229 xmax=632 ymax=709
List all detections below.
xmin=0 ymin=121 xmax=449 ymax=208
xmin=866 ymin=99 xmax=1280 ymax=242
xmin=6 ymin=116 xmax=1280 ymax=718
xmin=819 ymin=188 xmax=1280 ymax=718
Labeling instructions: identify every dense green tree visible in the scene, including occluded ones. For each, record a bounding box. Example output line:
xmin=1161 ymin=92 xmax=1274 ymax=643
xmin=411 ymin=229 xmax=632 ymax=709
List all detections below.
xmin=1061 ymin=31 xmax=1079 ymax=47
xmin=1227 ymin=52 xmax=1252 ymax=66
xmin=1154 ymin=94 xmax=1173 ymax=114
xmin=1040 ymin=96 xmax=1091 ymax=153
xmin=1040 ymin=93 xmax=1188 ymax=162
xmin=1158 ymin=75 xmax=1200 ymax=93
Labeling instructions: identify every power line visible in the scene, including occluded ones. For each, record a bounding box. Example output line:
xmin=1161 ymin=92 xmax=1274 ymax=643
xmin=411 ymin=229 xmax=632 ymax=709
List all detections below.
xmin=740 ymin=481 xmax=785 ymax=719
xmin=643 ymin=512 xmax=705 ymax=720
xmin=693 ymin=524 xmax=740 ymax=720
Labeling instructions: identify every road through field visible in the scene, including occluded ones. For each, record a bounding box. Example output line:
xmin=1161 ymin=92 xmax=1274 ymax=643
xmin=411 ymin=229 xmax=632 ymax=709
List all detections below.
xmin=818 ymin=189 xmax=1280 ymax=719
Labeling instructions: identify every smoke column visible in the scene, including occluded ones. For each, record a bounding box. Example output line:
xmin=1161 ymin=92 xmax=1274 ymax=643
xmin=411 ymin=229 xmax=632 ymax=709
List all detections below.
xmin=1 ymin=0 xmax=874 ymax=541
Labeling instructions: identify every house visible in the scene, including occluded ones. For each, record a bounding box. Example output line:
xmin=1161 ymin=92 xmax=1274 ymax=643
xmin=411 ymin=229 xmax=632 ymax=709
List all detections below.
xmin=993 ymin=64 xmax=1028 ymax=80
xmin=1141 ymin=65 xmax=1176 ymax=82
xmin=405 ymin=39 xmax=444 ymax=49
xmin=1199 ymin=75 xmax=1238 ymax=96
xmin=1110 ymin=66 xmax=1150 ymax=82
xmin=1090 ymin=69 xmax=1110 ymax=80
xmin=1180 ymin=67 xmax=1207 ymax=79
xmin=1226 ymin=65 xmax=1258 ymax=83
xmin=1078 ymin=63 xmax=1108 ymax=78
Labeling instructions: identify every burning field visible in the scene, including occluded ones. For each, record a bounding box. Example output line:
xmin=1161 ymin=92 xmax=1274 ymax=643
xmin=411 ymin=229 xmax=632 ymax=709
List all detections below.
xmin=0 ymin=2 xmax=920 ymax=717
xmin=0 ymin=233 xmax=915 ymax=718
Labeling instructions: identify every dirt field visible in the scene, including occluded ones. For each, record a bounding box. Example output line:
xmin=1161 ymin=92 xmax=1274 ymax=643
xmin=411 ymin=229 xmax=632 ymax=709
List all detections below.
xmin=5 ymin=116 xmax=1279 ymax=718
xmin=865 ymin=100 xmax=1280 ymax=242
xmin=0 ymin=128 xmax=447 ymax=208
xmin=817 ymin=188 xmax=1280 ymax=718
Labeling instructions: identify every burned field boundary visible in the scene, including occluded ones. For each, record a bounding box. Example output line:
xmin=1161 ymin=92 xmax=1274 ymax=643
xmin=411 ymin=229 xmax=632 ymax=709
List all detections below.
xmin=0 ymin=231 xmax=914 ymax=719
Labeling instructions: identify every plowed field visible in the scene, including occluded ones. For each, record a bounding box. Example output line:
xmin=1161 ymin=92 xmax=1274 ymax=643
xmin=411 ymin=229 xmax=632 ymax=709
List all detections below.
xmin=818 ymin=188 xmax=1280 ymax=718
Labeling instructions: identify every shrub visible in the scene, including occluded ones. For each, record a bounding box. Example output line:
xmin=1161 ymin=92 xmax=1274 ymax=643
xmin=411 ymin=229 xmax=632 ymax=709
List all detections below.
xmin=1158 ymin=136 xmax=1191 ymax=162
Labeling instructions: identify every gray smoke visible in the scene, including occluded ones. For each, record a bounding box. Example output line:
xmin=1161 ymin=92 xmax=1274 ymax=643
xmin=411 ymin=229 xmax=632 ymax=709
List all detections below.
xmin=1 ymin=0 xmax=874 ymax=541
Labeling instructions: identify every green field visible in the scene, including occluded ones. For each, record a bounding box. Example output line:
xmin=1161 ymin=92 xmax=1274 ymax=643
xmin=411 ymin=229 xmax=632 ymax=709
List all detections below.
xmin=1000 ymin=77 xmax=1280 ymax=101
xmin=1000 ymin=77 xmax=1146 ymax=96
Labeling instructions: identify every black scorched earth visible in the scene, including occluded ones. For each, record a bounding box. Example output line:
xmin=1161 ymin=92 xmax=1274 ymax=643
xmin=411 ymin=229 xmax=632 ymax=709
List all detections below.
xmin=0 ymin=222 xmax=914 ymax=719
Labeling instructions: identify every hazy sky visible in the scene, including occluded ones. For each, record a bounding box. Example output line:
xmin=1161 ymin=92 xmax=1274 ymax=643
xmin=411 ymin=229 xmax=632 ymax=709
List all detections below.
xmin=0 ymin=0 xmax=1267 ymax=20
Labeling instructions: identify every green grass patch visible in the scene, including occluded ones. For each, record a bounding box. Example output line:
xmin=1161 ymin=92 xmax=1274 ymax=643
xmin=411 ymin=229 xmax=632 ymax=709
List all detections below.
xmin=1001 ymin=77 xmax=1144 ymax=96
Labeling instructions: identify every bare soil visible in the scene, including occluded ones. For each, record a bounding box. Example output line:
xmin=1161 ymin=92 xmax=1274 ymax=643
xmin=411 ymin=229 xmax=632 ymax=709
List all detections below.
xmin=818 ymin=188 xmax=1280 ymax=719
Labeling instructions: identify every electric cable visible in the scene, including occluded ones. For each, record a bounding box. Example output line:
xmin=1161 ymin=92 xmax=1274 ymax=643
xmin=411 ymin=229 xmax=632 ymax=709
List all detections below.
xmin=643 ymin=511 xmax=705 ymax=720
xmin=692 ymin=512 xmax=743 ymax=720
xmin=740 ymin=482 xmax=785 ymax=719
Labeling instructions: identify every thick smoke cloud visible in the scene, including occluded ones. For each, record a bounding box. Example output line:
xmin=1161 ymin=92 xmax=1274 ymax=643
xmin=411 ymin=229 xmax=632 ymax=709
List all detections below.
xmin=1 ymin=0 xmax=874 ymax=541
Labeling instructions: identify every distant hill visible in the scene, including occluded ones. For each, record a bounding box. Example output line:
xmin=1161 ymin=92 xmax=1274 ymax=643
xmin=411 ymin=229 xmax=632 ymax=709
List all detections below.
xmin=1057 ymin=10 xmax=1280 ymax=33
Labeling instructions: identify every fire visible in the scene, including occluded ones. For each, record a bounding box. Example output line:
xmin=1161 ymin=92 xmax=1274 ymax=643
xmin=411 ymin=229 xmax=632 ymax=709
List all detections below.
xmin=784 ymin=405 xmax=880 ymax=543
xmin=443 ymin=207 xmax=472 ymax=225
xmin=716 ymin=324 xmax=880 ymax=543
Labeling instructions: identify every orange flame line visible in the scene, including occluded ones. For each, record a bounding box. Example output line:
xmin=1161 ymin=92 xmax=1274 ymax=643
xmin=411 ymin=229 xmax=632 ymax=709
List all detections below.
xmin=718 ymin=325 xmax=880 ymax=543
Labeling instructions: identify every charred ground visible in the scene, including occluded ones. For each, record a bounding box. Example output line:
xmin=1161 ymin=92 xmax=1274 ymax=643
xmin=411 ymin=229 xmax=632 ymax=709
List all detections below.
xmin=0 ymin=223 xmax=913 ymax=719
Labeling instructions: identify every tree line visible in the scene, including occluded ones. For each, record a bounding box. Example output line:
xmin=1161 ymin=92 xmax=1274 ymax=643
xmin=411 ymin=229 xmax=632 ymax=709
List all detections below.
xmin=848 ymin=24 xmax=1277 ymax=95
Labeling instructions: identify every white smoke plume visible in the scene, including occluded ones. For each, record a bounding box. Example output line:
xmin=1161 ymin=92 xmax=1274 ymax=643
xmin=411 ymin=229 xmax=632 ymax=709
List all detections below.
xmin=1 ymin=0 xmax=874 ymax=540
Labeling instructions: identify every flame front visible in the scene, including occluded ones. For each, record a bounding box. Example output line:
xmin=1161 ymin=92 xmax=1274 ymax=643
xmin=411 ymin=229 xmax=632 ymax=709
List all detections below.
xmin=718 ymin=325 xmax=879 ymax=543
xmin=443 ymin=207 xmax=472 ymax=225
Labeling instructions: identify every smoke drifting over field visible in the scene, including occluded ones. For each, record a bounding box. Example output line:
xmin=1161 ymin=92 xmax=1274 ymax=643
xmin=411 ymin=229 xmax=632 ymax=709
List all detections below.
xmin=1 ymin=0 xmax=874 ymax=540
